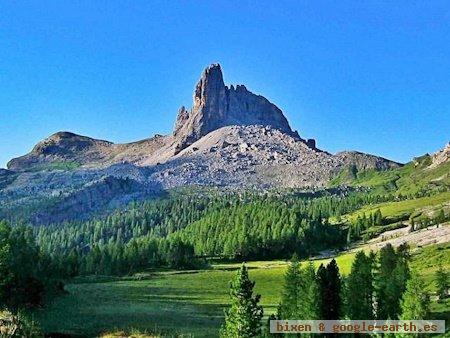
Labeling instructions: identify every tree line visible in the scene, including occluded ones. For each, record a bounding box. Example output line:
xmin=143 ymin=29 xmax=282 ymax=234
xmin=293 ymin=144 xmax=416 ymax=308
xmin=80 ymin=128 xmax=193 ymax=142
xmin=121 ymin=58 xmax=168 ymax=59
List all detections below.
xmin=220 ymin=243 xmax=448 ymax=337
xmin=2 ymin=188 xmax=445 ymax=310
xmin=410 ymin=208 xmax=450 ymax=231
xmin=33 ymin=191 xmax=386 ymax=277
xmin=347 ymin=209 xmax=384 ymax=242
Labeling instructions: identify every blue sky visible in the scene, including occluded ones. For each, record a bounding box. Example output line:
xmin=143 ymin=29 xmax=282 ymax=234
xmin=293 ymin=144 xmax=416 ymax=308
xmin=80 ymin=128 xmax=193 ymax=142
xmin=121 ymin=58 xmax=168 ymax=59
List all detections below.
xmin=1 ymin=1 xmax=449 ymax=168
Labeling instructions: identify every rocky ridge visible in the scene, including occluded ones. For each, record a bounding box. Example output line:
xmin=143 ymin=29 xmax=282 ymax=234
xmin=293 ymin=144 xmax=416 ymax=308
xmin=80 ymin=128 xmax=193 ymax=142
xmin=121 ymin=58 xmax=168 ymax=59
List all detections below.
xmin=1 ymin=63 xmax=403 ymax=223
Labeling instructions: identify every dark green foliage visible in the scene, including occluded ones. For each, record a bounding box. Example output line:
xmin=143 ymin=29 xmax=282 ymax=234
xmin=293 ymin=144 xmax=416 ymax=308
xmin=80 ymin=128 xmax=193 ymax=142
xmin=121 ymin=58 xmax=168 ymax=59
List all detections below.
xmin=0 ymin=221 xmax=12 ymax=304
xmin=35 ymin=193 xmax=220 ymax=276
xmin=317 ymin=259 xmax=341 ymax=319
xmin=165 ymin=236 xmax=197 ymax=269
xmin=176 ymin=198 xmax=346 ymax=260
xmin=277 ymin=258 xmax=320 ymax=322
xmin=220 ymin=265 xmax=264 ymax=338
xmin=33 ymin=191 xmax=380 ymax=277
xmin=2 ymin=187 xmax=423 ymax=312
xmin=273 ymin=244 xmax=420 ymax=325
xmin=0 ymin=221 xmax=58 ymax=309
xmin=375 ymin=244 xmax=410 ymax=319
xmin=274 ymin=259 xmax=319 ymax=338
xmin=345 ymin=251 xmax=375 ymax=319
xmin=264 ymin=314 xmax=282 ymax=338
xmin=348 ymin=209 xmax=384 ymax=241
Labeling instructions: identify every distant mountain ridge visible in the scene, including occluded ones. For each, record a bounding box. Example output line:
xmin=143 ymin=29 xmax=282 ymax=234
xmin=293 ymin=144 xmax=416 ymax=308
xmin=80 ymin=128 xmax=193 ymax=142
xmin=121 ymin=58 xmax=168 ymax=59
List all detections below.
xmin=7 ymin=63 xmax=395 ymax=172
xmin=7 ymin=64 xmax=311 ymax=171
xmin=1 ymin=63 xmax=411 ymax=224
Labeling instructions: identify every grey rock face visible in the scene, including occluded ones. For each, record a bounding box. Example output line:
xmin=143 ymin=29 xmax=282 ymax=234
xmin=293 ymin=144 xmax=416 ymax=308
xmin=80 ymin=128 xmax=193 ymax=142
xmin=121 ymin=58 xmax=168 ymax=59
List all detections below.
xmin=30 ymin=176 xmax=155 ymax=224
xmin=160 ymin=125 xmax=401 ymax=190
xmin=173 ymin=64 xmax=296 ymax=153
xmin=430 ymin=142 xmax=450 ymax=169
xmin=1 ymin=63 xmax=406 ymax=224
xmin=173 ymin=106 xmax=190 ymax=136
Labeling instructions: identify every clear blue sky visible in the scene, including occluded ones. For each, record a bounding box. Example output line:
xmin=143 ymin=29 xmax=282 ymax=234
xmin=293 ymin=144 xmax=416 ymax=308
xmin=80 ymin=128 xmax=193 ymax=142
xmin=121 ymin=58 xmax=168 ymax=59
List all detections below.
xmin=1 ymin=1 xmax=449 ymax=168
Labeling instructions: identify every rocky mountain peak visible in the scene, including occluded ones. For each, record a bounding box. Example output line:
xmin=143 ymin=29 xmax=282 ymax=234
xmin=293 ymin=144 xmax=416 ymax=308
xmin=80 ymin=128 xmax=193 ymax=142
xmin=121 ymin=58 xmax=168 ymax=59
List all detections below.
xmin=194 ymin=63 xmax=225 ymax=107
xmin=430 ymin=142 xmax=450 ymax=168
xmin=172 ymin=63 xmax=298 ymax=153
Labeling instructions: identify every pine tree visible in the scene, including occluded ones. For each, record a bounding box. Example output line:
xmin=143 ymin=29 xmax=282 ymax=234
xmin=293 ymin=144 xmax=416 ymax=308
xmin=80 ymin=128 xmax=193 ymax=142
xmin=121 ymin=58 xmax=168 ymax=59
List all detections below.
xmin=435 ymin=265 xmax=448 ymax=301
xmin=373 ymin=209 xmax=383 ymax=226
xmin=220 ymin=264 xmax=264 ymax=338
xmin=345 ymin=251 xmax=374 ymax=319
xmin=317 ymin=259 xmax=341 ymax=319
xmin=301 ymin=262 xmax=320 ymax=320
xmin=376 ymin=244 xmax=403 ymax=319
xmin=277 ymin=254 xmax=302 ymax=319
xmin=400 ymin=273 xmax=430 ymax=338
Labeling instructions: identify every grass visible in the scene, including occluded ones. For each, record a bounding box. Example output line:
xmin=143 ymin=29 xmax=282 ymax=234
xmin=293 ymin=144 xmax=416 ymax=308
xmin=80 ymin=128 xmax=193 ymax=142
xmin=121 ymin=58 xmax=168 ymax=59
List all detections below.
xmin=33 ymin=244 xmax=448 ymax=337
xmin=347 ymin=191 xmax=450 ymax=222
xmin=330 ymin=157 xmax=450 ymax=196
xmin=410 ymin=242 xmax=450 ymax=291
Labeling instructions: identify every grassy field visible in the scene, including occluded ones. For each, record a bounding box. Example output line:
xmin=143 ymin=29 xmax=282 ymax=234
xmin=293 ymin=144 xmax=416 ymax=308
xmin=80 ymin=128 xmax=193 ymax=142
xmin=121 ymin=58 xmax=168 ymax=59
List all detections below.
xmin=34 ymin=243 xmax=449 ymax=338
xmin=330 ymin=157 xmax=450 ymax=196
xmin=347 ymin=191 xmax=450 ymax=221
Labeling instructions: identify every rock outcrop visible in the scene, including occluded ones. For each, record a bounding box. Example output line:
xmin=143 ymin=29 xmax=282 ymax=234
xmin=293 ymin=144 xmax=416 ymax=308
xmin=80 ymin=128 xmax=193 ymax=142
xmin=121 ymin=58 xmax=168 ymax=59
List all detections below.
xmin=1 ymin=63 xmax=406 ymax=224
xmin=430 ymin=142 xmax=450 ymax=169
xmin=172 ymin=64 xmax=298 ymax=153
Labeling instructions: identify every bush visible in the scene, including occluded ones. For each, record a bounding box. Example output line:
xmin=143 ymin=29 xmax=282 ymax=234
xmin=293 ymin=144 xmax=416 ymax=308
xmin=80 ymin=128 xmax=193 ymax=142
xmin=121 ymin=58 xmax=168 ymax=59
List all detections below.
xmin=0 ymin=310 xmax=43 ymax=337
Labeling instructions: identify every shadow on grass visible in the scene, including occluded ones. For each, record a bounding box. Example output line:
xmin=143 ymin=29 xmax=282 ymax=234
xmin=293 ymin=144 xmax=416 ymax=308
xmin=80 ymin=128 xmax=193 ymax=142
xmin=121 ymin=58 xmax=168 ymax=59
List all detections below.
xmin=38 ymin=281 xmax=229 ymax=337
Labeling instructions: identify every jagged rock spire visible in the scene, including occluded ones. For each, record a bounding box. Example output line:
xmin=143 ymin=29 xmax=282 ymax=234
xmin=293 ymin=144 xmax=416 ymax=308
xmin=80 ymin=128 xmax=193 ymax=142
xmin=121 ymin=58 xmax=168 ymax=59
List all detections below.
xmin=173 ymin=63 xmax=297 ymax=153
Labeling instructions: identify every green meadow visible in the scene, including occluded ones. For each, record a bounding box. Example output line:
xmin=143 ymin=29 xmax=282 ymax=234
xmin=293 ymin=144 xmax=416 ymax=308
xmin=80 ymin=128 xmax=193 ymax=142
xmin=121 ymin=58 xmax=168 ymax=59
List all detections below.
xmin=348 ymin=191 xmax=450 ymax=221
xmin=330 ymin=158 xmax=450 ymax=196
xmin=34 ymin=243 xmax=449 ymax=337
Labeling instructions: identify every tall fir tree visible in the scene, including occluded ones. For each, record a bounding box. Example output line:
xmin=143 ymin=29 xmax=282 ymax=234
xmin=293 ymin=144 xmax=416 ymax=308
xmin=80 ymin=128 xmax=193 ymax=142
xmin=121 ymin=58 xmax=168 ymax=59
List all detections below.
xmin=376 ymin=244 xmax=410 ymax=319
xmin=277 ymin=254 xmax=302 ymax=319
xmin=317 ymin=259 xmax=341 ymax=320
xmin=399 ymin=273 xmax=430 ymax=337
xmin=301 ymin=262 xmax=320 ymax=320
xmin=220 ymin=264 xmax=264 ymax=338
xmin=345 ymin=251 xmax=374 ymax=319
xmin=317 ymin=264 xmax=327 ymax=319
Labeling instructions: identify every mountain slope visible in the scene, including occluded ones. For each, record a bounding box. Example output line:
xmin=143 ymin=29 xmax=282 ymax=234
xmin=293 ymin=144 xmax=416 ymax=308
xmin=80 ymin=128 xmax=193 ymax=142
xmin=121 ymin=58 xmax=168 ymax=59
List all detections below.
xmin=331 ymin=143 xmax=450 ymax=196
xmin=1 ymin=64 xmax=403 ymax=223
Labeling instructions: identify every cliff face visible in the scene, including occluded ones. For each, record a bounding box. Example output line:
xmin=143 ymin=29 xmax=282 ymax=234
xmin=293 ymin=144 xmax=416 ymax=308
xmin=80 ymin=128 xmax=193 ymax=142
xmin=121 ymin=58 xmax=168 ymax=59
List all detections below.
xmin=173 ymin=64 xmax=297 ymax=152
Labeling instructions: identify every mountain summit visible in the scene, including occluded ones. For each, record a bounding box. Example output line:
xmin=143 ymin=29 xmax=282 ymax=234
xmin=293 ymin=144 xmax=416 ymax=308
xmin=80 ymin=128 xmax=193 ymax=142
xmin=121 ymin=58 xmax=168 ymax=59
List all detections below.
xmin=2 ymin=63 xmax=405 ymax=224
xmin=172 ymin=64 xmax=298 ymax=153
